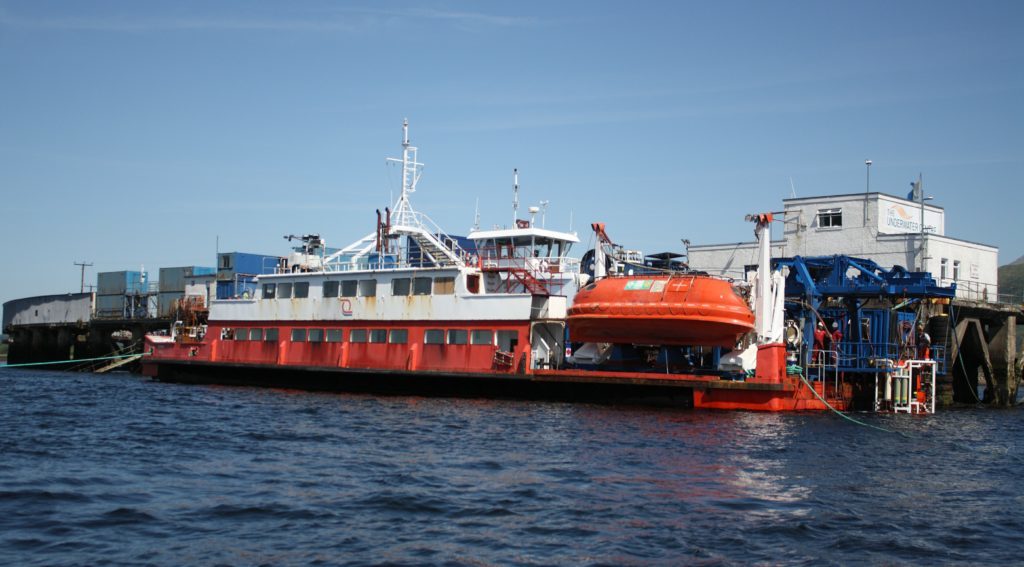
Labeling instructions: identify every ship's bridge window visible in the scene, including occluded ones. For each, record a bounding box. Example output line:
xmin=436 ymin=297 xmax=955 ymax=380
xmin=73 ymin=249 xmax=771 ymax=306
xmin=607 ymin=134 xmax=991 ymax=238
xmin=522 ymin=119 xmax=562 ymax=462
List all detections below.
xmin=326 ymin=329 xmax=343 ymax=343
xmin=817 ymin=208 xmax=842 ymax=229
xmin=358 ymin=279 xmax=377 ymax=297
xmin=392 ymin=278 xmax=411 ymax=296
xmin=249 ymin=328 xmax=264 ymax=341
xmin=294 ymin=282 xmax=310 ymax=298
xmin=323 ymin=281 xmax=340 ymax=298
xmin=413 ymin=277 xmax=432 ymax=295
xmin=389 ymin=329 xmax=408 ymax=344
xmin=471 ymin=330 xmax=494 ymax=345
xmin=341 ymin=281 xmax=358 ymax=297
xmin=278 ymin=283 xmax=293 ymax=299
xmin=350 ymin=329 xmax=367 ymax=343
xmin=221 ymin=328 xmax=234 ymax=340
xmin=308 ymin=328 xmax=324 ymax=342
xmin=235 ymin=329 xmax=248 ymax=342
xmin=262 ymin=283 xmax=276 ymax=299
xmin=369 ymin=329 xmax=388 ymax=343
xmin=291 ymin=328 xmax=307 ymax=342
xmin=424 ymin=329 xmax=444 ymax=344
xmin=434 ymin=277 xmax=455 ymax=295
xmin=264 ymin=328 xmax=279 ymax=342
xmin=447 ymin=329 xmax=468 ymax=345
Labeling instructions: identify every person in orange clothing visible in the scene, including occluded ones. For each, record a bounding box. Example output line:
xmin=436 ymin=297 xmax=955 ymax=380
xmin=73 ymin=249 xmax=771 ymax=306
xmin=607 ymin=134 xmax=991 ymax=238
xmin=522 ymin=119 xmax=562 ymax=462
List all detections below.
xmin=915 ymin=322 xmax=931 ymax=360
xmin=813 ymin=321 xmax=827 ymax=364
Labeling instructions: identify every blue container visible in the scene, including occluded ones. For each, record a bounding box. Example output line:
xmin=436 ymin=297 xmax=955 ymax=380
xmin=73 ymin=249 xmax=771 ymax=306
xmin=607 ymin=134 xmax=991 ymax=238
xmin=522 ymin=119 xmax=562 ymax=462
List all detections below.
xmin=218 ymin=252 xmax=283 ymax=281
xmin=159 ymin=266 xmax=216 ymax=292
xmin=97 ymin=271 xmax=146 ymax=295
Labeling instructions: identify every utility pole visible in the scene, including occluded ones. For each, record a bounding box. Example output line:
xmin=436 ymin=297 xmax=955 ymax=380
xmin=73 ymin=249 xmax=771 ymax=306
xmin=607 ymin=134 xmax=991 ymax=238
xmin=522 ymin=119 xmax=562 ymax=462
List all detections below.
xmin=74 ymin=261 xmax=93 ymax=293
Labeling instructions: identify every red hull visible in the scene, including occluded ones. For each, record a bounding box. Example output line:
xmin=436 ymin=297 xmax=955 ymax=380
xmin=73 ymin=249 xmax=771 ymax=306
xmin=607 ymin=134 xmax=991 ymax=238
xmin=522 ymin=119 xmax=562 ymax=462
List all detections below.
xmin=568 ymin=274 xmax=754 ymax=347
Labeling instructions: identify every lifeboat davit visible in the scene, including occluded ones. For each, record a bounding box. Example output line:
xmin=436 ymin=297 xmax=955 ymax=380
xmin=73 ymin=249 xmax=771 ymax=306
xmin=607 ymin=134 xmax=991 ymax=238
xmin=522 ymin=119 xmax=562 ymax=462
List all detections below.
xmin=568 ymin=274 xmax=754 ymax=347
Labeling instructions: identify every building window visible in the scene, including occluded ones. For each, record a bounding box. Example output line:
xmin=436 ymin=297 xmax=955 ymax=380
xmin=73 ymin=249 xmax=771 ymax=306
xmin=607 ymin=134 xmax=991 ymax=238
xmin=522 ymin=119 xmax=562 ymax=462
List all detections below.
xmin=817 ymin=208 xmax=842 ymax=228
xmin=264 ymin=328 xmax=279 ymax=342
xmin=424 ymin=329 xmax=444 ymax=344
xmin=341 ymin=281 xmax=358 ymax=297
xmin=389 ymin=329 xmax=408 ymax=344
xmin=326 ymin=329 xmax=343 ymax=343
xmin=308 ymin=328 xmax=324 ymax=342
xmin=291 ymin=328 xmax=307 ymax=342
xmin=940 ymin=258 xmax=948 ymax=280
xmin=278 ymin=283 xmax=293 ymax=299
xmin=358 ymin=279 xmax=377 ymax=297
xmin=413 ymin=277 xmax=432 ymax=295
xmin=434 ymin=277 xmax=455 ymax=295
xmin=262 ymin=283 xmax=276 ymax=299
xmin=447 ymin=329 xmax=468 ymax=345
xmin=369 ymin=329 xmax=388 ymax=343
xmin=392 ymin=278 xmax=411 ymax=296
xmin=350 ymin=329 xmax=367 ymax=343
xmin=323 ymin=281 xmax=340 ymax=298
xmin=294 ymin=282 xmax=310 ymax=298
xmin=471 ymin=330 xmax=494 ymax=345
xmin=953 ymin=260 xmax=961 ymax=281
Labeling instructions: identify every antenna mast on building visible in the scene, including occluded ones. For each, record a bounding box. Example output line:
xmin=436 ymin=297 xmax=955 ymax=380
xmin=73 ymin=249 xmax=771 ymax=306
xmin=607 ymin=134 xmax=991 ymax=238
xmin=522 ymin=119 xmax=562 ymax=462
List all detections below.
xmin=74 ymin=261 xmax=93 ymax=293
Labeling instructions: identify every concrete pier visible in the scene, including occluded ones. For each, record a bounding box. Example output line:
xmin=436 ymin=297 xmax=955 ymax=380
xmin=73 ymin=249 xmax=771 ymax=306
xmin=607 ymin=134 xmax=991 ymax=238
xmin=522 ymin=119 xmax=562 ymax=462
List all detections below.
xmin=946 ymin=299 xmax=1022 ymax=406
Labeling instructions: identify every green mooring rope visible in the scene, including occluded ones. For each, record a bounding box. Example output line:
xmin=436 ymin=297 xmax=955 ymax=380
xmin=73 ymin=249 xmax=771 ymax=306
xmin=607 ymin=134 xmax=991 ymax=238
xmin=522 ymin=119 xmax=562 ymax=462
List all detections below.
xmin=1 ymin=352 xmax=150 ymax=368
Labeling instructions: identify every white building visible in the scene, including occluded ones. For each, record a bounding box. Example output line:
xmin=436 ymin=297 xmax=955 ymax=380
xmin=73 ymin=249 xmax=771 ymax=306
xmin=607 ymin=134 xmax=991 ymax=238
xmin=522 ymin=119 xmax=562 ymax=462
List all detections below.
xmin=688 ymin=191 xmax=999 ymax=300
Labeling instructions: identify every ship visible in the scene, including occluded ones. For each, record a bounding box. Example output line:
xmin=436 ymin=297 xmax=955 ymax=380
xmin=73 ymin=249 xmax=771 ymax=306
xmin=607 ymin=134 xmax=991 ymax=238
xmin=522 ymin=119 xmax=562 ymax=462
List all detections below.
xmin=144 ymin=122 xmax=950 ymax=412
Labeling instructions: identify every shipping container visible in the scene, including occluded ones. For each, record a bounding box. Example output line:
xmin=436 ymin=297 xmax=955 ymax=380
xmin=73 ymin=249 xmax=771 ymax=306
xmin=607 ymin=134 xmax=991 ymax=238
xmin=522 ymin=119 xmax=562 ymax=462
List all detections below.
xmin=157 ymin=292 xmax=184 ymax=318
xmin=95 ymin=294 xmax=126 ymax=318
xmin=159 ymin=266 xmax=216 ymax=292
xmin=97 ymin=271 xmax=146 ymax=295
xmin=217 ymin=252 xmax=283 ymax=281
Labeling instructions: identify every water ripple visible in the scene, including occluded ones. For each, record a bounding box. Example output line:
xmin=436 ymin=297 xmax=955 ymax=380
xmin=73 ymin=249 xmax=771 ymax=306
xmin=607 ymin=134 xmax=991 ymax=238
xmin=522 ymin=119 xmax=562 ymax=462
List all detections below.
xmin=1 ymin=368 xmax=1022 ymax=565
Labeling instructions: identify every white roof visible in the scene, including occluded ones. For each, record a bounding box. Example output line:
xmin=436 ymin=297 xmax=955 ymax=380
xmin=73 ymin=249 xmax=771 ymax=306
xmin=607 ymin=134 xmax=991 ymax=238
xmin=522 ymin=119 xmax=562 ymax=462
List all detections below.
xmin=468 ymin=226 xmax=580 ymax=243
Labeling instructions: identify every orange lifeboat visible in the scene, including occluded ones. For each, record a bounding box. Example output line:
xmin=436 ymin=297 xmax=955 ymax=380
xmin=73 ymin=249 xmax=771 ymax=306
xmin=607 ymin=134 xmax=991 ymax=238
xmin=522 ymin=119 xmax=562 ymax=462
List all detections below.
xmin=568 ymin=274 xmax=754 ymax=347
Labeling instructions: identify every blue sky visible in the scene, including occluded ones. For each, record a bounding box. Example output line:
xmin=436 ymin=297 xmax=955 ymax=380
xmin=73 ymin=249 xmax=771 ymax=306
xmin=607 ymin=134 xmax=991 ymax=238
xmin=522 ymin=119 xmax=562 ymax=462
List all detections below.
xmin=1 ymin=0 xmax=1022 ymax=306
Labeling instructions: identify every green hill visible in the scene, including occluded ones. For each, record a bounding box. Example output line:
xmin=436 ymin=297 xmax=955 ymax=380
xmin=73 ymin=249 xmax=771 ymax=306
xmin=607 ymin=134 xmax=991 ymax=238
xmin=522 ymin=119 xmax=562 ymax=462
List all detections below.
xmin=998 ymin=259 xmax=1024 ymax=303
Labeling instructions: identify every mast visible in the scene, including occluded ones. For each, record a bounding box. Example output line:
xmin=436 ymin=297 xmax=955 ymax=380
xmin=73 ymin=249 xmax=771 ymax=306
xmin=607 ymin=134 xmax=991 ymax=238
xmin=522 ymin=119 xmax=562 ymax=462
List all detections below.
xmin=513 ymin=168 xmax=519 ymax=226
xmin=386 ymin=118 xmax=423 ymax=228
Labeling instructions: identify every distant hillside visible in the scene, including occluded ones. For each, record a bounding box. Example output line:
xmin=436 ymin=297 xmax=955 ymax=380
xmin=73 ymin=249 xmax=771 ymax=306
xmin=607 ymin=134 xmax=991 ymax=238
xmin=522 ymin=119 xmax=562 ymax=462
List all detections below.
xmin=998 ymin=262 xmax=1024 ymax=302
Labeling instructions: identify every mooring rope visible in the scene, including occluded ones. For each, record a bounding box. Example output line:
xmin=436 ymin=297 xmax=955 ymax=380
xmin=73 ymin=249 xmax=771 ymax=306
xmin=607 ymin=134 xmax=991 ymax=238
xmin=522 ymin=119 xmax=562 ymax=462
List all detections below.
xmin=1 ymin=352 xmax=150 ymax=368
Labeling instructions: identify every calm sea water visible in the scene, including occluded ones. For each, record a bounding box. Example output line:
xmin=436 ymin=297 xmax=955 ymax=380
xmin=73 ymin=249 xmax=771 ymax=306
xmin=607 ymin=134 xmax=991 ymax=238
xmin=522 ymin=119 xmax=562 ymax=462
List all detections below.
xmin=1 ymin=367 xmax=1022 ymax=566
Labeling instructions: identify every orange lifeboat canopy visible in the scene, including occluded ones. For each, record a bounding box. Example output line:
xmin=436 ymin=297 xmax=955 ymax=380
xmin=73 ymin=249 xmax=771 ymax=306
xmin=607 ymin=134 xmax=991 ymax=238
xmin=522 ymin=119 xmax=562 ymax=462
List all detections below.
xmin=567 ymin=275 xmax=754 ymax=348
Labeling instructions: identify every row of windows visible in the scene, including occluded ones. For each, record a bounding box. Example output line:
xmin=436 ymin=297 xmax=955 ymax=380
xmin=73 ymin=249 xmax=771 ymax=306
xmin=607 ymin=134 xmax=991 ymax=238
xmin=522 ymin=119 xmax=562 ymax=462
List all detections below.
xmin=221 ymin=327 xmax=516 ymax=346
xmin=223 ymin=327 xmax=280 ymax=341
xmin=939 ymin=258 xmax=962 ymax=280
xmin=262 ymin=276 xmax=456 ymax=300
